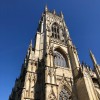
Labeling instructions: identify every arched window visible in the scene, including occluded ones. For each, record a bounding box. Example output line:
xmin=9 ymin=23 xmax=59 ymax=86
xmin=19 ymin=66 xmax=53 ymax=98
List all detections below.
xmin=52 ymin=23 xmax=60 ymax=39
xmin=54 ymin=51 xmax=67 ymax=68
xmin=59 ymin=88 xmax=71 ymax=100
xmin=51 ymin=23 xmax=65 ymax=42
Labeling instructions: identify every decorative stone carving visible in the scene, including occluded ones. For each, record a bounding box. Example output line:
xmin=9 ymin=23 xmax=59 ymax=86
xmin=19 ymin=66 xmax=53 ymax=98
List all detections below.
xmin=48 ymin=87 xmax=57 ymax=100
xmin=47 ymin=67 xmax=51 ymax=76
xmin=47 ymin=24 xmax=51 ymax=32
xmin=59 ymin=75 xmax=72 ymax=95
xmin=49 ymin=45 xmax=54 ymax=55
xmin=46 ymin=67 xmax=56 ymax=84
xmin=59 ymin=29 xmax=64 ymax=41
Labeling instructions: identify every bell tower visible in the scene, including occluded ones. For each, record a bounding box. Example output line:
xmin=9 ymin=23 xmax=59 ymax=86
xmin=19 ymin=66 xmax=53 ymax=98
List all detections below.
xmin=9 ymin=6 xmax=100 ymax=100
xmin=43 ymin=6 xmax=73 ymax=100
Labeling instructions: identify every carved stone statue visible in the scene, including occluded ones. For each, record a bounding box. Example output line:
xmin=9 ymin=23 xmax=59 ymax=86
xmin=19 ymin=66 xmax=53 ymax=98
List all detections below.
xmin=59 ymin=29 xmax=64 ymax=41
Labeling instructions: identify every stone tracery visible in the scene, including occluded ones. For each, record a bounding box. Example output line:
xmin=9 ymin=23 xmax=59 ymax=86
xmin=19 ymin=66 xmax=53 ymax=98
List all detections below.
xmin=59 ymin=88 xmax=71 ymax=100
xmin=52 ymin=22 xmax=60 ymax=39
xmin=54 ymin=51 xmax=67 ymax=68
xmin=51 ymin=22 xmax=65 ymax=42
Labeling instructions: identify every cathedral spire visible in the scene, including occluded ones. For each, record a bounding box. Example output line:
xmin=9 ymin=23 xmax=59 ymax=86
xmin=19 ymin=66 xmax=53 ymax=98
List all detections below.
xmin=45 ymin=5 xmax=48 ymax=12
xmin=90 ymin=50 xmax=97 ymax=66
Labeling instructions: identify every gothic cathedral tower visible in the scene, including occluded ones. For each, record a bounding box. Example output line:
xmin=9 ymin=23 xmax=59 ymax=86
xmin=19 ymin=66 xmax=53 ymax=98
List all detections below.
xmin=9 ymin=6 xmax=100 ymax=100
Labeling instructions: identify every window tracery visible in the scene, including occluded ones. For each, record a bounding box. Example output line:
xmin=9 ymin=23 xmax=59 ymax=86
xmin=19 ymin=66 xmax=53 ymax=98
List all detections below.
xmin=59 ymin=88 xmax=71 ymax=100
xmin=54 ymin=51 xmax=67 ymax=68
xmin=52 ymin=23 xmax=60 ymax=39
xmin=51 ymin=22 xmax=65 ymax=42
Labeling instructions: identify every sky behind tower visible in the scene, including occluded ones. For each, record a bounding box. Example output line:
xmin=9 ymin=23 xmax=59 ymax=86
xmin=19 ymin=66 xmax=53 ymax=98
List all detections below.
xmin=0 ymin=0 xmax=100 ymax=100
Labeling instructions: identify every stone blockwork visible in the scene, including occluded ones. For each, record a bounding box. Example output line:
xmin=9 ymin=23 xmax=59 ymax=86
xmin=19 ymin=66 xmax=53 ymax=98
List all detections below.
xmin=9 ymin=6 xmax=100 ymax=100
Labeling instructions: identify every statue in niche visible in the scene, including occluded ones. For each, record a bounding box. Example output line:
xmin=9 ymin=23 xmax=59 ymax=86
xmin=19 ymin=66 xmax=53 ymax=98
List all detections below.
xmin=49 ymin=45 xmax=53 ymax=55
xmin=59 ymin=28 xmax=64 ymax=41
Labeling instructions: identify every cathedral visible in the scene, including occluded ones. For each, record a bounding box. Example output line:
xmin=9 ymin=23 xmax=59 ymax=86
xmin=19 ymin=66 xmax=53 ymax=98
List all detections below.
xmin=9 ymin=6 xmax=100 ymax=100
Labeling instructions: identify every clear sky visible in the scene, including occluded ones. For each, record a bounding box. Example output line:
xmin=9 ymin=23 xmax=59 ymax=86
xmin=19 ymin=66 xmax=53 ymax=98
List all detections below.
xmin=0 ymin=0 xmax=100 ymax=100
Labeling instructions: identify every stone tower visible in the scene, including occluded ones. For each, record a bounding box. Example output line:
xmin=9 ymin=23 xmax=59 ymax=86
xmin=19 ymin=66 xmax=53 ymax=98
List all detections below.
xmin=9 ymin=6 xmax=100 ymax=100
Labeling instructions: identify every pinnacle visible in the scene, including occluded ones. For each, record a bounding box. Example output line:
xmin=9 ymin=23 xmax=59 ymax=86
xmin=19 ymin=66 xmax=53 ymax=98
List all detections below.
xmin=89 ymin=50 xmax=92 ymax=55
xmin=89 ymin=50 xmax=93 ymax=59
xmin=89 ymin=50 xmax=97 ymax=65
xmin=29 ymin=40 xmax=32 ymax=49
xmin=60 ymin=11 xmax=64 ymax=18
xmin=53 ymin=9 xmax=56 ymax=14
xmin=45 ymin=4 xmax=48 ymax=12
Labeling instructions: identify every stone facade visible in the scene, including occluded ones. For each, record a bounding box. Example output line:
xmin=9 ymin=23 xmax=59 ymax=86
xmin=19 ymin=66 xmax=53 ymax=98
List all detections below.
xmin=9 ymin=6 xmax=100 ymax=100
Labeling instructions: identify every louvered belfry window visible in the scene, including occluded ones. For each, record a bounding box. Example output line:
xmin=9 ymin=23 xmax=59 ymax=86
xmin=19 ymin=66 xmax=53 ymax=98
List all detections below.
xmin=52 ymin=22 xmax=60 ymax=39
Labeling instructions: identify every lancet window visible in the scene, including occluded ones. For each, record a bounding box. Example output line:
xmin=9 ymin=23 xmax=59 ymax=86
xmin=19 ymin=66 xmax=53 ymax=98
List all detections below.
xmin=51 ymin=22 xmax=65 ymax=42
xmin=52 ymin=23 xmax=60 ymax=39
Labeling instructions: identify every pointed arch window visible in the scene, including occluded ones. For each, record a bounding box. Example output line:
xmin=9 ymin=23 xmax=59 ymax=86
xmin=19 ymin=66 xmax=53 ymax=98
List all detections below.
xmin=52 ymin=23 xmax=60 ymax=39
xmin=51 ymin=22 xmax=65 ymax=42
xmin=54 ymin=51 xmax=67 ymax=68
xmin=59 ymin=88 xmax=71 ymax=100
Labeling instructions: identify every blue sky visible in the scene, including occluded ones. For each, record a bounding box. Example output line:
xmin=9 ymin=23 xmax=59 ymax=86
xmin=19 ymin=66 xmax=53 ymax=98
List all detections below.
xmin=0 ymin=0 xmax=100 ymax=100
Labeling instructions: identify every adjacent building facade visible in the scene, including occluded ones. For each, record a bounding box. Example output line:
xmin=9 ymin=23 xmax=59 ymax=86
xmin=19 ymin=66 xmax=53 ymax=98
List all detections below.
xmin=9 ymin=6 xmax=100 ymax=100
